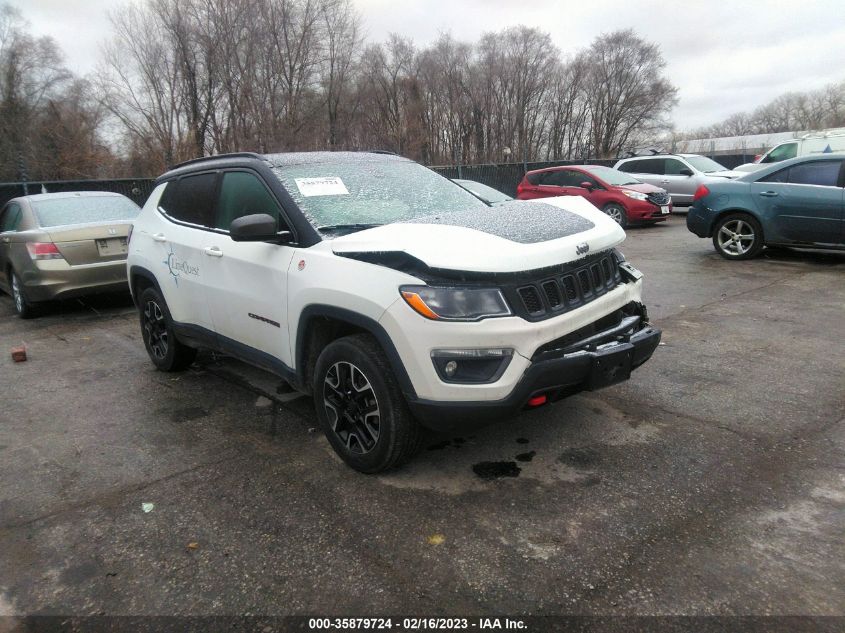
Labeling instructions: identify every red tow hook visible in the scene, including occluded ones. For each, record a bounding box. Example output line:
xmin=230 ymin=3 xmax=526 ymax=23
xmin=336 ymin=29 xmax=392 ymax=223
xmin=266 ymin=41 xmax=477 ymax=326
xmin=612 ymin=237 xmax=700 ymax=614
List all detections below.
xmin=527 ymin=394 xmax=548 ymax=407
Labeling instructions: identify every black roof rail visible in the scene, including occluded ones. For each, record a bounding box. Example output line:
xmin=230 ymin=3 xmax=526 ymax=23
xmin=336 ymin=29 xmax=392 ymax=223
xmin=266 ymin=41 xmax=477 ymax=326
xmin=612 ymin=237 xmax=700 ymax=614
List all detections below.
xmin=168 ymin=152 xmax=264 ymax=171
xmin=364 ymin=149 xmax=397 ymax=155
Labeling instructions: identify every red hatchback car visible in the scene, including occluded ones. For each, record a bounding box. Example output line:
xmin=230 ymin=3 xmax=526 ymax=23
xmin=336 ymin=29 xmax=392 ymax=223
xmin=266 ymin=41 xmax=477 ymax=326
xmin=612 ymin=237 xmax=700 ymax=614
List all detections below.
xmin=516 ymin=165 xmax=672 ymax=228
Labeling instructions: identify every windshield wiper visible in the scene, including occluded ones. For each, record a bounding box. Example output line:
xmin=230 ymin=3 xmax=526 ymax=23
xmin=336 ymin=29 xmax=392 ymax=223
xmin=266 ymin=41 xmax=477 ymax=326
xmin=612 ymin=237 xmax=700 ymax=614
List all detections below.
xmin=317 ymin=223 xmax=383 ymax=234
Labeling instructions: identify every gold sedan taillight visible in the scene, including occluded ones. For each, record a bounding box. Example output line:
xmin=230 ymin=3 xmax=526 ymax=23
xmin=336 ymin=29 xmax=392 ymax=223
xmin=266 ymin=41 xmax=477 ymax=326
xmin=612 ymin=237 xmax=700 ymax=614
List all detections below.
xmin=26 ymin=242 xmax=64 ymax=260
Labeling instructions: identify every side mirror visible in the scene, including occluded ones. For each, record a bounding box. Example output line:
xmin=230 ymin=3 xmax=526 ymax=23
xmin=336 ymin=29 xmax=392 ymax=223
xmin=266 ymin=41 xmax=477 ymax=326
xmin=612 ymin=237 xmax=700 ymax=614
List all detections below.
xmin=230 ymin=213 xmax=291 ymax=243
xmin=579 ymin=181 xmax=595 ymax=190
xmin=679 ymin=168 xmax=694 ymax=177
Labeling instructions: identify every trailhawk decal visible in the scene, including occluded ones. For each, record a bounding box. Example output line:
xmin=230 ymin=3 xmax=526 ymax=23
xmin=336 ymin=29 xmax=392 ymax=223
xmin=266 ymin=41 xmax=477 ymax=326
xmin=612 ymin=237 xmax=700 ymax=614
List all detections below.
xmin=248 ymin=312 xmax=281 ymax=328
xmin=162 ymin=245 xmax=199 ymax=286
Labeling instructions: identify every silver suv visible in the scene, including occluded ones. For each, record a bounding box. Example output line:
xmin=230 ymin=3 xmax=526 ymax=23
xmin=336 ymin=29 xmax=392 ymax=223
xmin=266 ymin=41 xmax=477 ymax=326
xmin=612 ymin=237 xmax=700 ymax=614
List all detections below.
xmin=613 ymin=154 xmax=743 ymax=206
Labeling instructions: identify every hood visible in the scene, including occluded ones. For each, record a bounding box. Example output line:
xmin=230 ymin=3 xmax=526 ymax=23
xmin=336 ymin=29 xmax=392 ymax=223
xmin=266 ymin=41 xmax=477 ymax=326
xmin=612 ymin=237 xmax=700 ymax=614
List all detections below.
xmin=733 ymin=162 xmax=766 ymax=173
xmin=619 ymin=182 xmax=664 ymax=194
xmin=704 ymin=169 xmax=745 ymax=180
xmin=330 ymin=196 xmax=625 ymax=274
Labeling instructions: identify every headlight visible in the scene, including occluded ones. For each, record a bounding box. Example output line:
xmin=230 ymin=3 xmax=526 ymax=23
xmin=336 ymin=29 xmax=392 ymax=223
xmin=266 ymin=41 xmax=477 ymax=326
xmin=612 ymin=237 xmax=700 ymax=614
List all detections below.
xmin=622 ymin=190 xmax=649 ymax=201
xmin=400 ymin=285 xmax=511 ymax=321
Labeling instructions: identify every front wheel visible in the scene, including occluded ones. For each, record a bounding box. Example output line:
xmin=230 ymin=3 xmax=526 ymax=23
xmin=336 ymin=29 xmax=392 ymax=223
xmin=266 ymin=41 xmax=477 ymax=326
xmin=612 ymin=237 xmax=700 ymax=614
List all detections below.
xmin=603 ymin=203 xmax=628 ymax=228
xmin=138 ymin=287 xmax=197 ymax=371
xmin=313 ymin=334 xmax=423 ymax=473
xmin=712 ymin=213 xmax=764 ymax=260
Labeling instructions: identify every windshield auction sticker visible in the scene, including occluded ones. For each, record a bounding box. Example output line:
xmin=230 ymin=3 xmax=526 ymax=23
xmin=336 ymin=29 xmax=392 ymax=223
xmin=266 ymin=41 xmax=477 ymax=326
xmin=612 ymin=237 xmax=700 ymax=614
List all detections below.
xmin=295 ymin=176 xmax=350 ymax=197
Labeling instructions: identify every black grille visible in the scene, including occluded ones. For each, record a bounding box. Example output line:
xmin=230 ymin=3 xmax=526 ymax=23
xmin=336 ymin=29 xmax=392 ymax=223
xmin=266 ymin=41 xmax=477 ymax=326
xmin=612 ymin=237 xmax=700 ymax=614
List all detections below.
xmin=562 ymin=275 xmax=577 ymax=301
xmin=647 ymin=191 xmax=670 ymax=206
xmin=577 ymin=270 xmax=591 ymax=295
xmin=508 ymin=251 xmax=624 ymax=321
xmin=542 ymin=281 xmax=562 ymax=308
xmin=518 ymin=286 xmax=543 ymax=314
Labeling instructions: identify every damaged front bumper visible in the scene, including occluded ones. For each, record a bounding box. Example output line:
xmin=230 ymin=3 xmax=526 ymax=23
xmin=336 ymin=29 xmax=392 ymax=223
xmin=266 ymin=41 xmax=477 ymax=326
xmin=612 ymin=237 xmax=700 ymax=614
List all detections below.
xmin=406 ymin=304 xmax=661 ymax=431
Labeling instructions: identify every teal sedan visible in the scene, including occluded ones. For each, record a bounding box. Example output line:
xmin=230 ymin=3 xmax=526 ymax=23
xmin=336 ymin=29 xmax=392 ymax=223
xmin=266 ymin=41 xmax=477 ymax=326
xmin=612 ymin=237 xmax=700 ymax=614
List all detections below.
xmin=687 ymin=153 xmax=845 ymax=259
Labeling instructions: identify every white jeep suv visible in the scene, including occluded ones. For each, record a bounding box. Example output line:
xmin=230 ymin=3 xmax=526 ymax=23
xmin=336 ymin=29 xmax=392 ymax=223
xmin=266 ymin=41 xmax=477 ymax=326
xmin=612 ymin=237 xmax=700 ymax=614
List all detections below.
xmin=127 ymin=152 xmax=660 ymax=472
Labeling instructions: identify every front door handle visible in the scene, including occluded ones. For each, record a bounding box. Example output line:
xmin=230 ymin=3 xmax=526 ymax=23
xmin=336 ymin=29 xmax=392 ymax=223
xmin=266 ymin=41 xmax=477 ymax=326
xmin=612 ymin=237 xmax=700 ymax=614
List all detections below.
xmin=203 ymin=246 xmax=223 ymax=258
xmin=661 ymin=179 xmax=670 ymax=184
xmin=152 ymin=233 xmax=167 ymax=242
xmin=759 ymin=191 xmax=779 ymax=197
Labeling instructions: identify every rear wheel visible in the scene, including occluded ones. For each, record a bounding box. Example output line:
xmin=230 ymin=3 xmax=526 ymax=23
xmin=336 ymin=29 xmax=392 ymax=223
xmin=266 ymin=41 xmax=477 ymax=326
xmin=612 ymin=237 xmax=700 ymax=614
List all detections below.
xmin=603 ymin=203 xmax=628 ymax=228
xmin=9 ymin=271 xmax=37 ymax=319
xmin=313 ymin=334 xmax=423 ymax=473
xmin=138 ymin=287 xmax=197 ymax=371
xmin=712 ymin=213 xmax=764 ymax=260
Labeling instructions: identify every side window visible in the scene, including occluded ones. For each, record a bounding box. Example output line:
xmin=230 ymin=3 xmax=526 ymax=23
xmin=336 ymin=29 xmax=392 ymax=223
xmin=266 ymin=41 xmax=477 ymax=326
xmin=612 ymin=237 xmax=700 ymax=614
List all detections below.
xmin=0 ymin=203 xmax=22 ymax=232
xmin=786 ymin=161 xmax=842 ymax=187
xmin=763 ymin=142 xmax=798 ymax=163
xmin=620 ymin=159 xmax=662 ymax=175
xmin=759 ymin=168 xmax=789 ymax=184
xmin=158 ymin=173 xmax=218 ymax=227
xmin=664 ymin=159 xmax=688 ymax=175
xmin=570 ymin=172 xmax=598 ymax=188
xmin=215 ymin=171 xmax=283 ymax=230
xmin=539 ymin=170 xmax=568 ymax=186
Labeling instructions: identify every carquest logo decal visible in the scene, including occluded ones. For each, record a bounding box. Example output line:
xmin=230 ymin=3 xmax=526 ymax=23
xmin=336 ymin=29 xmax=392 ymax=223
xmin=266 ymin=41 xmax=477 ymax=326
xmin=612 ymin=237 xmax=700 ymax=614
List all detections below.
xmin=576 ymin=242 xmax=590 ymax=255
xmin=162 ymin=245 xmax=199 ymax=286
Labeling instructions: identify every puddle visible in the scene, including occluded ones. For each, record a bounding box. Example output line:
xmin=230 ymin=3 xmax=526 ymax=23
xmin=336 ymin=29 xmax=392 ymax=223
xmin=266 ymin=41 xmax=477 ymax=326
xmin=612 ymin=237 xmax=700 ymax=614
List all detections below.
xmin=472 ymin=461 xmax=521 ymax=480
xmin=515 ymin=451 xmax=536 ymax=462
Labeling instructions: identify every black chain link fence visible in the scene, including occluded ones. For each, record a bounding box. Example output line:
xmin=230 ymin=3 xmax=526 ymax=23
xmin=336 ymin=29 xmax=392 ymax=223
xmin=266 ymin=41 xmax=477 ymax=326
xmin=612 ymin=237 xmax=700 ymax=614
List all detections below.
xmin=0 ymin=178 xmax=156 ymax=209
xmin=0 ymin=153 xmax=751 ymax=209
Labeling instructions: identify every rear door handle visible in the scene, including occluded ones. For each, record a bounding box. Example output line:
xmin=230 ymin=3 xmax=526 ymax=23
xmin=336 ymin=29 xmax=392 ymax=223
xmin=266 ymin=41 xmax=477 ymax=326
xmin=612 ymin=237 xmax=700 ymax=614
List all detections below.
xmin=759 ymin=191 xmax=779 ymax=197
xmin=152 ymin=233 xmax=167 ymax=242
xmin=203 ymin=246 xmax=223 ymax=258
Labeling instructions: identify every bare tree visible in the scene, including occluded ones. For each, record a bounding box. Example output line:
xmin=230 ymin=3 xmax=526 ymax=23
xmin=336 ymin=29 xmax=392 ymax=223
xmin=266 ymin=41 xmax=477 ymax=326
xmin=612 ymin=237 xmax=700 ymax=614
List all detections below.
xmin=0 ymin=3 xmax=72 ymax=180
xmin=320 ymin=0 xmax=361 ymax=149
xmin=582 ymin=29 xmax=677 ymax=157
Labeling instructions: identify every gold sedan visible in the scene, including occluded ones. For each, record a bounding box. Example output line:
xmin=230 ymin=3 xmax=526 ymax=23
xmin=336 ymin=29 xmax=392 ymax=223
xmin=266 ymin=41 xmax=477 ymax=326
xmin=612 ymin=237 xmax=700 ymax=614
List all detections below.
xmin=0 ymin=191 xmax=140 ymax=318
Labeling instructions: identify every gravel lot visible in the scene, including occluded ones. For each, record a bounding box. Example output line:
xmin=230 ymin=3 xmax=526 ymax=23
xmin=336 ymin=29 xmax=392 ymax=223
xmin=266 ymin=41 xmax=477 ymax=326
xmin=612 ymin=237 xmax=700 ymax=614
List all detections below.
xmin=0 ymin=219 xmax=843 ymax=618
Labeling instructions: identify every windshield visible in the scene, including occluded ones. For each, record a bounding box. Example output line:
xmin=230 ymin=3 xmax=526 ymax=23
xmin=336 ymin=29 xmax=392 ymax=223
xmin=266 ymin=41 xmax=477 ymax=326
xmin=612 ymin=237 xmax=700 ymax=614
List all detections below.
xmin=582 ymin=166 xmax=641 ymax=186
xmin=685 ymin=156 xmax=728 ymax=173
xmin=453 ymin=179 xmax=512 ymax=203
xmin=32 ymin=195 xmax=140 ymax=228
xmin=273 ymin=160 xmax=485 ymax=232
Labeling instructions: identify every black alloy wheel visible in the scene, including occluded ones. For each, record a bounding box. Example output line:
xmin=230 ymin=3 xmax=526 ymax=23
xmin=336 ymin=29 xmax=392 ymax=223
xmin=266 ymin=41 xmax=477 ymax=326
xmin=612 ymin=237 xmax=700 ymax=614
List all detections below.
xmin=323 ymin=361 xmax=381 ymax=454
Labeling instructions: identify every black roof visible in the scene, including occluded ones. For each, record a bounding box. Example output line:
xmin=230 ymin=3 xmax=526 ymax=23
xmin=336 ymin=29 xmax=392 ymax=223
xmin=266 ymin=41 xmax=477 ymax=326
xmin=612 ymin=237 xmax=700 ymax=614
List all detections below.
xmin=160 ymin=150 xmax=405 ymax=182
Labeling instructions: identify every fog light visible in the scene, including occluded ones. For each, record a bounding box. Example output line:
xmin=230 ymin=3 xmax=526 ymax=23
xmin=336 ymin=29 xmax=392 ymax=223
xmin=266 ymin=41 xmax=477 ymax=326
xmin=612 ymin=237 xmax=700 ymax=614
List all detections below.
xmin=431 ymin=348 xmax=514 ymax=384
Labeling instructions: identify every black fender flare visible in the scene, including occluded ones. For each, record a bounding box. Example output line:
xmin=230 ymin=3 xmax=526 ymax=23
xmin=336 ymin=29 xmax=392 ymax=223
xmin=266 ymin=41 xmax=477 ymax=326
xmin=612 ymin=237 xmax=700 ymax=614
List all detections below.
xmin=295 ymin=304 xmax=418 ymax=399
xmin=128 ymin=265 xmax=165 ymax=307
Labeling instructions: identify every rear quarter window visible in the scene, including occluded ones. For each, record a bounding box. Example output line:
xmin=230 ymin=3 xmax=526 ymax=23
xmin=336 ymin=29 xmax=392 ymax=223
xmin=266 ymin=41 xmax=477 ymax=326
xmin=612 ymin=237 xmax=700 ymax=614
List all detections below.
xmin=159 ymin=173 xmax=218 ymax=227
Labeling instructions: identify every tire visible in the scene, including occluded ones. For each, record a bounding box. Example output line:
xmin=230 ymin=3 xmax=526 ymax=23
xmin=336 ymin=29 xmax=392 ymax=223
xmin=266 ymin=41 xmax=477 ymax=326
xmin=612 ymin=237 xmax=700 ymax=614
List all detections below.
xmin=603 ymin=203 xmax=628 ymax=229
xmin=138 ymin=286 xmax=197 ymax=371
xmin=712 ymin=213 xmax=764 ymax=260
xmin=9 ymin=271 xmax=37 ymax=319
xmin=313 ymin=333 xmax=423 ymax=473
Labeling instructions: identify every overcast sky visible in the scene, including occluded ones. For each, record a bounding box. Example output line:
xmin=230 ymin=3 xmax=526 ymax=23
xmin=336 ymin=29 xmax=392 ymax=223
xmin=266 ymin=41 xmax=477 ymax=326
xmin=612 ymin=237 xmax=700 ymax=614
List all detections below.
xmin=16 ymin=0 xmax=845 ymax=131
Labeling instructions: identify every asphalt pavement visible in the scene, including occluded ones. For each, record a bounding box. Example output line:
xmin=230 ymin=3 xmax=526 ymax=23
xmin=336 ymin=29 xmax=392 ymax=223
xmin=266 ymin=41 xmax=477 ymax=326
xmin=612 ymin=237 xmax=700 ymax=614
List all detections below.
xmin=0 ymin=219 xmax=843 ymax=618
